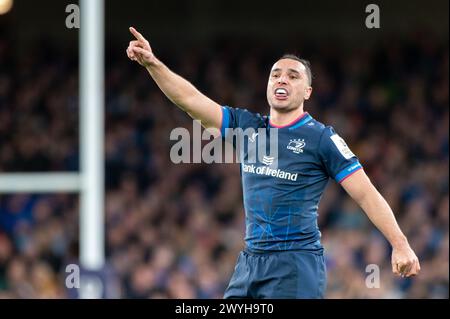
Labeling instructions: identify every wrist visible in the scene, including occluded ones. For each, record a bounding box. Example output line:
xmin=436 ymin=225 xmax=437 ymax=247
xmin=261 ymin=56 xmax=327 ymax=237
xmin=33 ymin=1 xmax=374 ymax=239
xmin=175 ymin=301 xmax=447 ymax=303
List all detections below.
xmin=391 ymin=235 xmax=409 ymax=249
xmin=145 ymin=56 xmax=162 ymax=70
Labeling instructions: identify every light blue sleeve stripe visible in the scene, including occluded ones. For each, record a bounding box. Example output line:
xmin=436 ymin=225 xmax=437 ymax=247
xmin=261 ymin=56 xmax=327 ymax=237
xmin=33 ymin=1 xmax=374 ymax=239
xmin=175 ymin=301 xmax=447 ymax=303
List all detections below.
xmin=335 ymin=162 xmax=363 ymax=183
xmin=221 ymin=106 xmax=230 ymax=137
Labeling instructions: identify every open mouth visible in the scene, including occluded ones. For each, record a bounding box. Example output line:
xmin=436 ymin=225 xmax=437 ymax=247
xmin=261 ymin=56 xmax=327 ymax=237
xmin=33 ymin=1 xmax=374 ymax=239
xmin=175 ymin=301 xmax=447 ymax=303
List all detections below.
xmin=274 ymin=88 xmax=289 ymax=100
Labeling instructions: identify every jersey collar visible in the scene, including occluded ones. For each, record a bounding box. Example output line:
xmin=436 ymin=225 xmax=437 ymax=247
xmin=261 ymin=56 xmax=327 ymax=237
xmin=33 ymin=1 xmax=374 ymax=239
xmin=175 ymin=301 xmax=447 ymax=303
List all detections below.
xmin=269 ymin=112 xmax=312 ymax=129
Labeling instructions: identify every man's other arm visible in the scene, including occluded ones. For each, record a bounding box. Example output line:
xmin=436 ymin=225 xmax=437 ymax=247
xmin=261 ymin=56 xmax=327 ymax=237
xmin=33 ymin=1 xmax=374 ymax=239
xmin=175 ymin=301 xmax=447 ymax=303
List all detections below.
xmin=340 ymin=169 xmax=421 ymax=278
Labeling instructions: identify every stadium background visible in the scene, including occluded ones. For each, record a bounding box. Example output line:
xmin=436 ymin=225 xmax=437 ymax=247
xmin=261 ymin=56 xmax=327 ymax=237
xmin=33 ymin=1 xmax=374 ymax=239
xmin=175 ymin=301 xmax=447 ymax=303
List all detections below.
xmin=0 ymin=0 xmax=448 ymax=298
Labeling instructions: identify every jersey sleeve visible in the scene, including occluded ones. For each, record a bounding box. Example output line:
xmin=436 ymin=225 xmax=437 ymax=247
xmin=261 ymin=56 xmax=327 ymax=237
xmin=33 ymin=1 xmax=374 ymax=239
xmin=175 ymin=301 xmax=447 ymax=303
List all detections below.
xmin=220 ymin=105 xmax=244 ymax=137
xmin=318 ymin=126 xmax=363 ymax=183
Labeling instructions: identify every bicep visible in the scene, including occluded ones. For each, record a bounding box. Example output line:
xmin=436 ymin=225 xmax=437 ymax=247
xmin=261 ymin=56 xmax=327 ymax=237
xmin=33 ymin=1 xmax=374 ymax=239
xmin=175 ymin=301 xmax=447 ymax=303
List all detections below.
xmin=340 ymin=169 xmax=375 ymax=205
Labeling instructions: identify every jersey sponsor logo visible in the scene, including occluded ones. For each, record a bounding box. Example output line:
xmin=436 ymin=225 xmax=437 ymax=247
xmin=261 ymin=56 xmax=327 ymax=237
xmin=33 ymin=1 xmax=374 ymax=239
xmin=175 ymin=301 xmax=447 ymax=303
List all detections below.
xmin=261 ymin=156 xmax=274 ymax=166
xmin=287 ymin=139 xmax=306 ymax=154
xmin=248 ymin=132 xmax=259 ymax=143
xmin=330 ymin=134 xmax=355 ymax=159
xmin=242 ymin=163 xmax=298 ymax=181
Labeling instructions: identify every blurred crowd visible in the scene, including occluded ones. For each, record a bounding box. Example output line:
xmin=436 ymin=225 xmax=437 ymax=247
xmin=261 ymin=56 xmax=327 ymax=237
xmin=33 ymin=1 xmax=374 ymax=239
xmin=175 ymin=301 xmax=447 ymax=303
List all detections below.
xmin=0 ymin=31 xmax=448 ymax=298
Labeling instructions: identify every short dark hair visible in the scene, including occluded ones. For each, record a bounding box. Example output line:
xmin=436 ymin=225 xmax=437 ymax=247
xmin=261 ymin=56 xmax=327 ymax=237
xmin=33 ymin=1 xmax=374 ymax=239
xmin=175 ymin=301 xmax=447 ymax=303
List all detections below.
xmin=279 ymin=54 xmax=313 ymax=86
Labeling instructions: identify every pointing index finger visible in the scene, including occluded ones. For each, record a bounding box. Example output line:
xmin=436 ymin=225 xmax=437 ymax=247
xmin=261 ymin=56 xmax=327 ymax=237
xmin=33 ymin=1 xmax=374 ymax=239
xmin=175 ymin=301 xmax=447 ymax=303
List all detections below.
xmin=129 ymin=27 xmax=146 ymax=42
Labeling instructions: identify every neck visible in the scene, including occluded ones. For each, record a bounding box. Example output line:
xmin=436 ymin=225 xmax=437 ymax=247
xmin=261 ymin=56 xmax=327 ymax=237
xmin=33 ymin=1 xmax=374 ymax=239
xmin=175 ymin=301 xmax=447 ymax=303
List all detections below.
xmin=269 ymin=106 xmax=305 ymax=127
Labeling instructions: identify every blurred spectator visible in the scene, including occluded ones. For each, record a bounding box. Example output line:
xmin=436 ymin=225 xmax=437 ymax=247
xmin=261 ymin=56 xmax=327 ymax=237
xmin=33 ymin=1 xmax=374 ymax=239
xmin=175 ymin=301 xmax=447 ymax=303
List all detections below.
xmin=0 ymin=31 xmax=448 ymax=298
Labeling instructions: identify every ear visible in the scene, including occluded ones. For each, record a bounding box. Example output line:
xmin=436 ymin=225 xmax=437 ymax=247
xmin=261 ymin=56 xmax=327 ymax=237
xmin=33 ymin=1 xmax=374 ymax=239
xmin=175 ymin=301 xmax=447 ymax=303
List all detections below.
xmin=304 ymin=86 xmax=313 ymax=100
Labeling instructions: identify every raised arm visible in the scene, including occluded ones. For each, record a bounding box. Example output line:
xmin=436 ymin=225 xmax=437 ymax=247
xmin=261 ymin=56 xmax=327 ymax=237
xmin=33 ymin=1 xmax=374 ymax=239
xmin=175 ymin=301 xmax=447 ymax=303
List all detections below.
xmin=126 ymin=27 xmax=222 ymax=130
xmin=340 ymin=169 xmax=421 ymax=278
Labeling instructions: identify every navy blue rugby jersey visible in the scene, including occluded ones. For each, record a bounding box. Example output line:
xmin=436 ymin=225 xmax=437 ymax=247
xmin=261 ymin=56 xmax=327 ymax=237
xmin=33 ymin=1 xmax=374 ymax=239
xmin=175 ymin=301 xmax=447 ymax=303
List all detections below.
xmin=220 ymin=106 xmax=363 ymax=253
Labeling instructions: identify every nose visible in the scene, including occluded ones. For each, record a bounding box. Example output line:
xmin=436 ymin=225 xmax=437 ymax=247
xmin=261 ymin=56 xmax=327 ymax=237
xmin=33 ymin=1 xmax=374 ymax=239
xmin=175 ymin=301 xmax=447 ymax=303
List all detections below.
xmin=277 ymin=74 xmax=288 ymax=84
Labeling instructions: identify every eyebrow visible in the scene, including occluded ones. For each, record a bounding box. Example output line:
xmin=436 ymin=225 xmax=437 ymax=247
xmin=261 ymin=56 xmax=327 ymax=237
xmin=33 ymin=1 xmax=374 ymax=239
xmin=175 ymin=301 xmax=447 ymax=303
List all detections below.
xmin=271 ymin=68 xmax=301 ymax=75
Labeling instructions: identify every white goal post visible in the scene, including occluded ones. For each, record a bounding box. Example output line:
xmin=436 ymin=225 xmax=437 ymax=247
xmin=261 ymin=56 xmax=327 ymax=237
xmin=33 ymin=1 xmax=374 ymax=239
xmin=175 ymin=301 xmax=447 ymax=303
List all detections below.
xmin=0 ymin=0 xmax=105 ymax=298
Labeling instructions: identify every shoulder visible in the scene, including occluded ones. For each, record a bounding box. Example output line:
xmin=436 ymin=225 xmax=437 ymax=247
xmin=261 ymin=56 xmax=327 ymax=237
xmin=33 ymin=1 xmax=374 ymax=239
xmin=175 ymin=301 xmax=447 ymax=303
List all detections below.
xmin=223 ymin=105 xmax=267 ymax=128
xmin=299 ymin=117 xmax=332 ymax=141
xmin=299 ymin=117 xmax=346 ymax=154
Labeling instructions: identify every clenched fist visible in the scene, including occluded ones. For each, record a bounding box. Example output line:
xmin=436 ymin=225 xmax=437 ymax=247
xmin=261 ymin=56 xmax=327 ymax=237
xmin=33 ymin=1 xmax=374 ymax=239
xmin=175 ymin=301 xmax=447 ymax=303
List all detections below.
xmin=391 ymin=244 xmax=421 ymax=278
